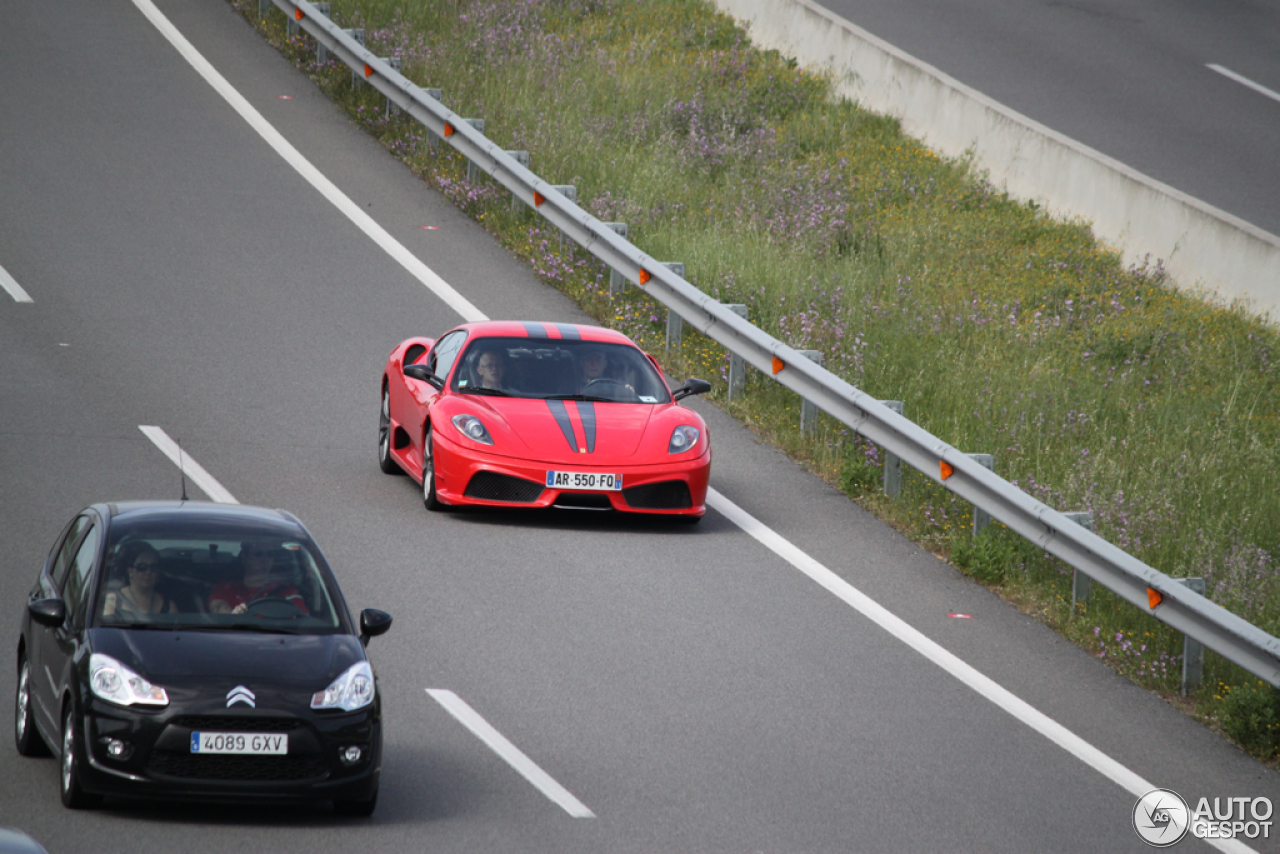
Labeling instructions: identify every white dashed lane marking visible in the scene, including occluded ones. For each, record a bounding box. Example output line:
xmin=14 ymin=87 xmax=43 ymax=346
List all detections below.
xmin=1208 ymin=64 xmax=1280 ymax=106
xmin=426 ymin=689 xmax=595 ymax=818
xmin=1 ymin=262 xmax=33 ymax=303
xmin=138 ymin=425 xmax=239 ymax=504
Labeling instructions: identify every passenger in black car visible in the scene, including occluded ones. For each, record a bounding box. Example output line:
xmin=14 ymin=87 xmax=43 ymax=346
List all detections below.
xmin=102 ymin=542 xmax=177 ymax=617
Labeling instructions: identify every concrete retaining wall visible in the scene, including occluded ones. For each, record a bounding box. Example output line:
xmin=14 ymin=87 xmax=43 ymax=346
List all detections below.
xmin=713 ymin=0 xmax=1280 ymax=320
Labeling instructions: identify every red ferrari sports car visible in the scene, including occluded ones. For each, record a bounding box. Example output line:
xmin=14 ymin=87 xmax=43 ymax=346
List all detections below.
xmin=378 ymin=321 xmax=712 ymax=521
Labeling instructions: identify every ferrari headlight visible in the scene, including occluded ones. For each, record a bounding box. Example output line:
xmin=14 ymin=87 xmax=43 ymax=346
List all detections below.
xmin=668 ymin=425 xmax=700 ymax=454
xmin=311 ymin=662 xmax=376 ymax=712
xmin=451 ymin=414 xmax=494 ymax=445
xmin=89 ymin=653 xmax=168 ymax=707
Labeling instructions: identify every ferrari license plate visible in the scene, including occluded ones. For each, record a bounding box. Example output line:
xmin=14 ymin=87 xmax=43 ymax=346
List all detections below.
xmin=190 ymin=732 xmax=288 ymax=755
xmin=545 ymin=470 xmax=623 ymax=491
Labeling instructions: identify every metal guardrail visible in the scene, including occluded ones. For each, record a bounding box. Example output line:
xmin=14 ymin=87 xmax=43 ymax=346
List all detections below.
xmin=274 ymin=0 xmax=1280 ymax=687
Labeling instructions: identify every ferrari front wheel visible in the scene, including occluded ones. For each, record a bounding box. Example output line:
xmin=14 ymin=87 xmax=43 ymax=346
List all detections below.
xmin=377 ymin=388 xmax=401 ymax=475
xmin=422 ymin=425 xmax=445 ymax=511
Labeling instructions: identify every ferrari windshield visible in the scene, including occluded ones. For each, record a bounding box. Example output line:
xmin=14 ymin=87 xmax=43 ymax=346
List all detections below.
xmin=94 ymin=520 xmax=345 ymax=634
xmin=452 ymin=337 xmax=672 ymax=403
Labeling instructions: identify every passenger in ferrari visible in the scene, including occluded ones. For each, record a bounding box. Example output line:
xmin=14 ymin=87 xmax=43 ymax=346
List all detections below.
xmin=208 ymin=539 xmax=309 ymax=615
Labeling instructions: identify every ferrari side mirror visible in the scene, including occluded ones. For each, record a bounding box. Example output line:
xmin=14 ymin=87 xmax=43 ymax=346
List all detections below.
xmin=672 ymin=378 xmax=712 ymax=401
xmin=403 ymin=364 xmax=445 ymax=390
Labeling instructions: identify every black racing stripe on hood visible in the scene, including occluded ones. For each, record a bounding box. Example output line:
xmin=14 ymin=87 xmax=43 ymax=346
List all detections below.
xmin=545 ymin=400 xmax=579 ymax=453
xmin=554 ymin=324 xmax=581 ymax=340
xmin=522 ymin=322 xmax=548 ymax=338
xmin=577 ymin=401 xmax=596 ymax=453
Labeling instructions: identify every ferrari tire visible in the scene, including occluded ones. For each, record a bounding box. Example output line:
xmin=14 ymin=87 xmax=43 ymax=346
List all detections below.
xmin=60 ymin=705 xmax=102 ymax=809
xmin=15 ymin=655 xmax=49 ymax=757
xmin=422 ymin=425 xmax=445 ymax=512
xmin=377 ymin=388 xmax=401 ymax=475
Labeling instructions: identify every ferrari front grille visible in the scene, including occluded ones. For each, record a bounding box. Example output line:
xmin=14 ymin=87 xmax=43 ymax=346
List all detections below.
xmin=463 ymin=471 xmax=545 ymax=503
xmin=552 ymin=493 xmax=613 ymax=510
xmin=622 ymin=480 xmax=693 ymax=510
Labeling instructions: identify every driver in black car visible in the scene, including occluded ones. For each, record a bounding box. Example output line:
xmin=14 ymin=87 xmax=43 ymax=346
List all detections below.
xmin=208 ymin=539 xmax=309 ymax=615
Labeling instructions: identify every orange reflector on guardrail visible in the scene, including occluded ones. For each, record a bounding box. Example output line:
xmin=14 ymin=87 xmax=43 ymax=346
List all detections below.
xmin=772 ymin=357 xmax=785 ymax=374
xmin=363 ymin=63 xmax=374 ymax=78
xmin=940 ymin=461 xmax=953 ymax=481
xmin=295 ymin=8 xmax=303 ymax=20
xmin=638 ymin=269 xmax=651 ymax=285
xmin=1147 ymin=587 xmax=1163 ymax=609
xmin=533 ymin=191 xmax=545 ymax=207
xmin=443 ymin=123 xmax=455 ymax=138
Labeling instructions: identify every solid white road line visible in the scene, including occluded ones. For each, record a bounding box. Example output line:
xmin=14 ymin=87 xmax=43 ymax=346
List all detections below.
xmin=426 ymin=689 xmax=595 ymax=818
xmin=0 ymin=262 xmax=34 ymax=303
xmin=138 ymin=425 xmax=239 ymax=504
xmin=1208 ymin=64 xmax=1280 ymax=106
xmin=132 ymin=4 xmax=1255 ymax=845
xmin=129 ymin=0 xmax=487 ymax=325
xmin=707 ymin=487 xmax=1254 ymax=854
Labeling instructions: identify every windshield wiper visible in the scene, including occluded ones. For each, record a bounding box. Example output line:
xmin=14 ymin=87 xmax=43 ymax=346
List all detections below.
xmin=543 ymin=394 xmax=614 ymax=402
xmin=185 ymin=621 xmax=305 ymax=635
xmin=461 ymin=387 xmax=513 ymax=397
xmin=101 ymin=622 xmax=175 ymax=631
xmin=225 ymin=623 xmax=306 ymax=634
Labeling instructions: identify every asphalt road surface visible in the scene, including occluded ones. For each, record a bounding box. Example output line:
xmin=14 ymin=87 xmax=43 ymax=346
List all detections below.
xmin=1 ymin=1 xmax=1278 ymax=852
xmin=811 ymin=0 xmax=1280 ymax=239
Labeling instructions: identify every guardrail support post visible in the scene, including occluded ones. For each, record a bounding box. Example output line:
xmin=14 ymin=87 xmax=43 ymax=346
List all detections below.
xmin=603 ymin=224 xmax=628 ymax=294
xmin=797 ymin=351 xmax=823 ymax=434
xmin=726 ymin=304 xmax=748 ymax=400
xmin=258 ymin=0 xmax=272 ymax=21
xmin=382 ymin=57 xmax=402 ymax=115
xmin=881 ymin=401 xmax=904 ymax=497
xmin=662 ymin=264 xmax=686 ymax=353
xmin=462 ymin=119 xmax=486 ymax=184
xmin=968 ymin=454 xmax=994 ymax=537
xmin=1063 ymin=512 xmax=1095 ymax=608
xmin=505 ymin=151 xmax=530 ymax=210
xmin=341 ymin=29 xmax=366 ymax=87
xmin=419 ymin=88 xmax=443 ymax=148
xmin=546 ymin=185 xmax=576 ymax=252
xmin=310 ymin=5 xmax=333 ymax=61
xmin=1175 ymin=577 xmax=1206 ymax=695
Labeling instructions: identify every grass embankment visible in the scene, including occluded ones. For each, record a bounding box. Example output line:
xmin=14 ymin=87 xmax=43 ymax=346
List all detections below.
xmin=230 ymin=0 xmax=1280 ymax=761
